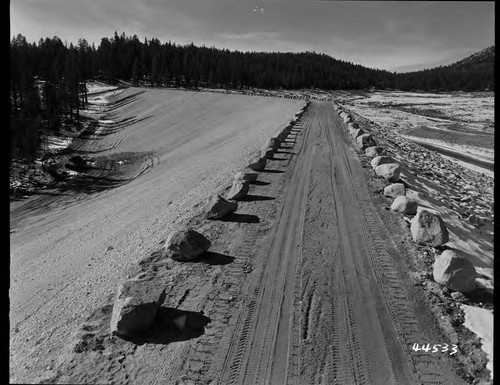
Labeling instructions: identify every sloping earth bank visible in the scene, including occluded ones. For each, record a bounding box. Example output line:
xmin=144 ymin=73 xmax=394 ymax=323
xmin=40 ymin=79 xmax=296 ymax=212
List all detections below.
xmin=9 ymin=88 xmax=304 ymax=383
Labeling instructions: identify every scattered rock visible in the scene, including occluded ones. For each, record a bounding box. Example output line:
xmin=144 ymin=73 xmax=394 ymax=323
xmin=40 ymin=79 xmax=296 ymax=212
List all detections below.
xmin=371 ymin=155 xmax=396 ymax=169
xmin=357 ymin=134 xmax=377 ymax=150
xmin=433 ymin=250 xmax=477 ymax=293
xmin=451 ymin=292 xmax=467 ymax=301
xmin=165 ymin=228 xmax=211 ymax=261
xmin=234 ymin=170 xmax=258 ymax=182
xmin=365 ymin=146 xmax=386 ymax=157
xmin=390 ymin=196 xmax=418 ymax=215
xmin=203 ymin=194 xmax=238 ymax=219
xmin=374 ymin=163 xmax=401 ymax=183
xmin=247 ymin=156 xmax=266 ymax=171
xmin=350 ymin=128 xmax=365 ymax=139
xmin=411 ymin=209 xmax=449 ymax=247
xmin=467 ymin=214 xmax=478 ymax=225
xmin=227 ymin=180 xmax=250 ymax=200
xmin=384 ymin=183 xmax=406 ymax=198
xmin=110 ymin=278 xmax=166 ymax=337
xmin=70 ymin=155 xmax=85 ymax=165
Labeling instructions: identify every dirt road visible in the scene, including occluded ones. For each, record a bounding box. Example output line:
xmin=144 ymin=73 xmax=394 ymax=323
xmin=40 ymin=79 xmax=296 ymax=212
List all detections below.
xmin=10 ymin=92 xmax=466 ymax=384
xmin=216 ymin=102 xmax=465 ymax=385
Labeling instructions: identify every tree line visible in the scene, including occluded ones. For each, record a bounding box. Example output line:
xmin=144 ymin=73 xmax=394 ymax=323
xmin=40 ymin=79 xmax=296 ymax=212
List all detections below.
xmin=10 ymin=31 xmax=493 ymax=158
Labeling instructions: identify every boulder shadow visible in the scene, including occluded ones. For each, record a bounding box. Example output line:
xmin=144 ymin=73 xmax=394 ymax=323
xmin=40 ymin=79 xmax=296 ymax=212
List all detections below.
xmin=219 ymin=212 xmax=260 ymax=223
xmin=270 ymin=157 xmax=287 ymax=161
xmin=260 ymin=169 xmax=284 ymax=174
xmin=240 ymin=194 xmax=276 ymax=202
xmin=188 ymin=251 xmax=235 ymax=265
xmin=122 ymin=308 xmax=211 ymax=346
xmin=465 ymin=288 xmax=494 ymax=305
xmin=251 ymin=180 xmax=270 ymax=186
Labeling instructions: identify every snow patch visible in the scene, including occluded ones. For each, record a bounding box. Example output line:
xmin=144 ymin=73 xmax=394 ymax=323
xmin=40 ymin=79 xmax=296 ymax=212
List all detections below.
xmin=461 ymin=305 xmax=493 ymax=380
xmin=44 ymin=136 xmax=73 ymax=153
xmin=88 ymin=89 xmax=124 ymax=104
xmin=86 ymin=81 xmax=119 ymax=94
xmin=438 ymin=155 xmax=494 ymax=178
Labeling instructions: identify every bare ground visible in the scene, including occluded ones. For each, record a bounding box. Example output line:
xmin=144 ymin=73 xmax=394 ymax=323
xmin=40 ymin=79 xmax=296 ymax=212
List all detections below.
xmin=10 ymin=91 xmax=491 ymax=384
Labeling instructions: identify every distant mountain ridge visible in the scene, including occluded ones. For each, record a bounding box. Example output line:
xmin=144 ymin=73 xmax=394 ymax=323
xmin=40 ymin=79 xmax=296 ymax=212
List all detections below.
xmin=447 ymin=46 xmax=494 ymax=71
xmin=392 ymin=45 xmax=494 ymax=91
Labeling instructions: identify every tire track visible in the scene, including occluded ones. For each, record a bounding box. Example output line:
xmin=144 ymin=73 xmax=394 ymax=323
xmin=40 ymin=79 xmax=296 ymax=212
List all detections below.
xmin=323 ymin=102 xmax=464 ymax=384
xmin=219 ymin=112 xmax=316 ymax=385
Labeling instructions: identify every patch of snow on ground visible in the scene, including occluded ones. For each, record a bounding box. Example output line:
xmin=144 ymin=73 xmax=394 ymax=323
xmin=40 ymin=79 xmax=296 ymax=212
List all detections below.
xmin=86 ymin=82 xmax=119 ymax=94
xmin=345 ymin=91 xmax=493 ymax=130
xmin=461 ymin=305 xmax=493 ymax=381
xmin=43 ymin=136 xmax=73 ymax=153
xmin=88 ymin=89 xmax=124 ymax=104
xmin=401 ymin=135 xmax=494 ymax=163
xmin=438 ymin=154 xmax=494 ymax=178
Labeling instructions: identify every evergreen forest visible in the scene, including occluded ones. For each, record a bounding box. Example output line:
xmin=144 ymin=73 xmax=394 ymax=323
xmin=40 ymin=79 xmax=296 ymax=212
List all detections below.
xmin=10 ymin=32 xmax=494 ymax=158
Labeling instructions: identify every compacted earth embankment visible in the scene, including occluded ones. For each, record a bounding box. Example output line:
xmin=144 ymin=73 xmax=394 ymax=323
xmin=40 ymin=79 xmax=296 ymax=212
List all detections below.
xmin=10 ymin=88 xmax=492 ymax=384
xmin=9 ymin=87 xmax=304 ymax=384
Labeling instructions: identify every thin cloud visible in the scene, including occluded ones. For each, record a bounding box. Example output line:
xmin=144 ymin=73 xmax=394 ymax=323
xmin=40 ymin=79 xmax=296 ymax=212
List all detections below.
xmin=10 ymin=0 xmax=494 ymax=72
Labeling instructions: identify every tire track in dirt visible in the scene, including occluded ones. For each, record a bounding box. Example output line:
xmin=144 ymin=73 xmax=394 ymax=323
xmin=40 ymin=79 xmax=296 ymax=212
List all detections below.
xmin=216 ymin=101 xmax=465 ymax=385
xmin=138 ymin=120 xmax=309 ymax=385
xmin=218 ymin=113 xmax=317 ymax=385
xmin=321 ymin=102 xmax=465 ymax=384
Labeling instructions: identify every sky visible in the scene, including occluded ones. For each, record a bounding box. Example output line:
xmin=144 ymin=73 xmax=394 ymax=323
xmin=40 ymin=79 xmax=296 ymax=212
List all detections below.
xmin=10 ymin=0 xmax=495 ymax=73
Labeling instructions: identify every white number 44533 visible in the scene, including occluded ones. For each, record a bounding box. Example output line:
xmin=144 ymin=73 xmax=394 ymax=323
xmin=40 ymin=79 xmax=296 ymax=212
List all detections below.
xmin=412 ymin=343 xmax=458 ymax=355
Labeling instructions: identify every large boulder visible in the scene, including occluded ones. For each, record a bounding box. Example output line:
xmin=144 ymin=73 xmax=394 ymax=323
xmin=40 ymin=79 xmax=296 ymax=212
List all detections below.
xmin=374 ymin=163 xmax=401 ymax=182
xmin=261 ymin=146 xmax=274 ymax=159
xmin=410 ymin=209 xmax=449 ymax=247
xmin=357 ymin=134 xmax=377 ymax=150
xmin=343 ymin=115 xmax=352 ymax=123
xmin=384 ymin=183 xmax=406 ymax=198
xmin=365 ymin=146 xmax=386 ymax=157
xmin=203 ymin=194 xmax=238 ymax=219
xmin=69 ymin=155 xmax=86 ymax=167
xmin=227 ymin=180 xmax=250 ymax=200
xmin=275 ymin=131 xmax=286 ymax=142
xmin=234 ymin=170 xmax=258 ymax=182
xmin=110 ymin=277 xmax=166 ymax=337
xmin=165 ymin=228 xmax=211 ymax=261
xmin=390 ymin=196 xmax=418 ymax=215
xmin=347 ymin=122 xmax=359 ymax=130
xmin=266 ymin=138 xmax=280 ymax=151
xmin=371 ymin=155 xmax=396 ymax=169
xmin=247 ymin=156 xmax=267 ymax=171
xmin=350 ymin=128 xmax=364 ymax=139
xmin=433 ymin=250 xmax=477 ymax=293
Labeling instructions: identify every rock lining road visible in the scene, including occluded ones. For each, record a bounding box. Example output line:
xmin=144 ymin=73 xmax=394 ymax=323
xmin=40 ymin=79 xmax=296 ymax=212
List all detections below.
xmin=10 ymin=91 xmax=467 ymax=384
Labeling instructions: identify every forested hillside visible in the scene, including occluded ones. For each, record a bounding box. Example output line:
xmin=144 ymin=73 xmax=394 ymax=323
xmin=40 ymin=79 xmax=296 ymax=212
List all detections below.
xmin=10 ymin=31 xmax=494 ymax=158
